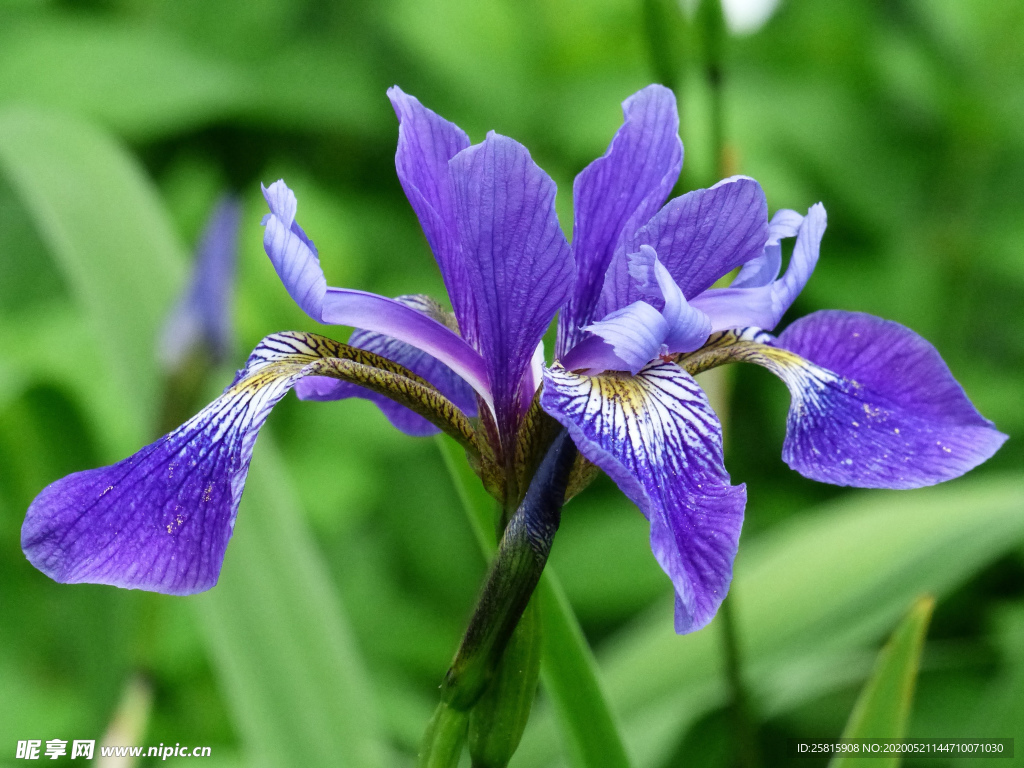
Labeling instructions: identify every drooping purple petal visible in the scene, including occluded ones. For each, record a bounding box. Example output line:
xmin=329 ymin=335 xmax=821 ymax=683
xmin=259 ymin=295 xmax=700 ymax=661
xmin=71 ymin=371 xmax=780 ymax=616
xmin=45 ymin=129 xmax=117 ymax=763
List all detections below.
xmin=159 ymin=195 xmax=241 ymax=369
xmin=541 ymin=362 xmax=747 ymax=633
xmin=22 ymin=333 xmax=342 ymax=595
xmin=387 ymin=87 xmax=477 ymax=340
xmin=690 ymin=203 xmax=827 ymax=332
xmin=449 ymin=132 xmax=574 ymax=440
xmin=260 ymin=180 xmax=492 ymax=407
xmin=757 ymin=311 xmax=1007 ymax=488
xmin=558 ymin=84 xmax=682 ymax=355
xmin=295 ymin=295 xmax=477 ymax=437
xmin=597 ymin=176 xmax=768 ymax=319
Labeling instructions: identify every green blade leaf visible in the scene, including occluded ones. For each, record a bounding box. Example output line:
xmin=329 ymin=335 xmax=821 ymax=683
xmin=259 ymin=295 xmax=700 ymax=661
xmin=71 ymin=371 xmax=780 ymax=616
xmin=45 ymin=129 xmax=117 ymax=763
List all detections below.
xmin=435 ymin=435 xmax=631 ymax=768
xmin=195 ymin=439 xmax=386 ymax=768
xmin=830 ymin=595 xmax=934 ymax=768
xmin=0 ymin=107 xmax=385 ymax=766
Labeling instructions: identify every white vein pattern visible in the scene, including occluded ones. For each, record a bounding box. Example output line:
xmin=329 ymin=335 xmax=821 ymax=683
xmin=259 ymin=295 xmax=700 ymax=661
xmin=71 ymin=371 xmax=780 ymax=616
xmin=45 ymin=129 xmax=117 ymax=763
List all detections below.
xmin=541 ymin=361 xmax=746 ymax=633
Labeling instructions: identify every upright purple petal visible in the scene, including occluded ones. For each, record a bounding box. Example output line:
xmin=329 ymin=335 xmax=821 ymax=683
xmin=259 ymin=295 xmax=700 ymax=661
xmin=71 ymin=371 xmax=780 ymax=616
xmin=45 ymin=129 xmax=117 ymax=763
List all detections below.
xmin=449 ymin=132 xmax=574 ymax=441
xmin=558 ymin=84 xmax=683 ymax=354
xmin=160 ymin=195 xmax=241 ymax=369
xmin=22 ymin=333 xmax=343 ymax=595
xmin=760 ymin=311 xmax=1007 ymax=488
xmin=597 ymin=176 xmax=768 ymax=319
xmin=388 ymin=87 xmax=477 ymax=340
xmin=541 ymin=362 xmax=747 ymax=633
xmin=295 ymin=295 xmax=477 ymax=437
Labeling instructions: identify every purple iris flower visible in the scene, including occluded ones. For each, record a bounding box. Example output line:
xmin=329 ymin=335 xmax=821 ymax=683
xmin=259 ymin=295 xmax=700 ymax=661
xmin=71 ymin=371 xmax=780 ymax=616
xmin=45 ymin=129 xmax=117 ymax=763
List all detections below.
xmin=21 ymin=84 xmax=1004 ymax=642
xmin=21 ymin=87 xmax=574 ymax=595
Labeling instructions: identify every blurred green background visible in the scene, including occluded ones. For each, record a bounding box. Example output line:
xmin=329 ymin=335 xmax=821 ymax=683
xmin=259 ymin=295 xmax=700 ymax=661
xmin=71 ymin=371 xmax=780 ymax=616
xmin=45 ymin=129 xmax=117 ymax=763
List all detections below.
xmin=0 ymin=0 xmax=1021 ymax=765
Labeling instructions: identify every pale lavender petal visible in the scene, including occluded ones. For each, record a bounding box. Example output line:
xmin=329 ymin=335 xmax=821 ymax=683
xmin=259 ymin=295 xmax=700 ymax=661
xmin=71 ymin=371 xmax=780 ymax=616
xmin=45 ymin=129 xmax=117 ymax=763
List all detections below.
xmin=295 ymin=295 xmax=477 ymax=437
xmin=22 ymin=333 xmax=340 ymax=594
xmin=558 ymin=84 xmax=682 ymax=355
xmin=629 ymin=245 xmax=712 ymax=353
xmin=449 ymin=132 xmax=574 ymax=439
xmin=689 ymin=204 xmax=826 ymax=332
xmin=260 ymin=179 xmax=491 ymax=405
xmin=771 ymin=203 xmax=826 ymax=321
xmin=689 ymin=284 xmax=775 ymax=332
xmin=388 ymin=87 xmax=478 ymax=340
xmin=598 ymin=176 xmax=768 ymax=317
xmin=582 ymin=301 xmax=668 ymax=375
xmin=261 ymin=180 xmax=326 ymax=319
xmin=541 ymin=362 xmax=746 ymax=633
xmin=159 ymin=195 xmax=241 ymax=369
xmin=759 ymin=311 xmax=1008 ymax=488
xmin=729 ymin=207 xmax=802 ymax=289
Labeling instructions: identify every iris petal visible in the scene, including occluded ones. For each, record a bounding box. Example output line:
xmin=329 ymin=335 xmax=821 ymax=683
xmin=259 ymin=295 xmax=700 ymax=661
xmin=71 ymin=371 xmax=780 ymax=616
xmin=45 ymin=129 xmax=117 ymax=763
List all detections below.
xmin=683 ymin=315 xmax=1007 ymax=489
xmin=540 ymin=362 xmax=746 ymax=633
xmin=22 ymin=332 xmax=479 ymax=594
xmin=773 ymin=311 xmax=1007 ymax=487
xmin=559 ymin=84 xmax=683 ymax=354
xmin=159 ymin=196 xmax=241 ymax=369
xmin=260 ymin=179 xmax=492 ymax=407
xmin=598 ymin=176 xmax=768 ymax=318
xmin=449 ymin=132 xmax=574 ymax=439
xmin=387 ymin=87 xmax=477 ymax=340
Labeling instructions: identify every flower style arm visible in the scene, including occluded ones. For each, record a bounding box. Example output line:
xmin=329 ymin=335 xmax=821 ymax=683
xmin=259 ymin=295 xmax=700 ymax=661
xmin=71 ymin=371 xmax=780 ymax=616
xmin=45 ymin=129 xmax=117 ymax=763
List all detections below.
xmin=689 ymin=203 xmax=827 ymax=332
xmin=681 ymin=313 xmax=1007 ymax=488
xmin=22 ymin=332 xmax=479 ymax=595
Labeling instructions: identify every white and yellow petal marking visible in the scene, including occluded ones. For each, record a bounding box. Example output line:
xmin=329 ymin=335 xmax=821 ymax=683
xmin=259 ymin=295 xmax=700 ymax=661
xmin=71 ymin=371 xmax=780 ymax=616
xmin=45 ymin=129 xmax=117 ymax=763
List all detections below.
xmin=541 ymin=361 xmax=746 ymax=633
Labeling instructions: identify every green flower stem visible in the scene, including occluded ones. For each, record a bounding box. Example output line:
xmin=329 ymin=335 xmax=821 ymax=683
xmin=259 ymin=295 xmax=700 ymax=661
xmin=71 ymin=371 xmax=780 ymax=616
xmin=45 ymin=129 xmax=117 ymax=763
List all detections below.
xmin=419 ymin=703 xmax=470 ymax=768
xmin=468 ymin=600 xmax=543 ymax=767
xmin=442 ymin=431 xmax=577 ymax=710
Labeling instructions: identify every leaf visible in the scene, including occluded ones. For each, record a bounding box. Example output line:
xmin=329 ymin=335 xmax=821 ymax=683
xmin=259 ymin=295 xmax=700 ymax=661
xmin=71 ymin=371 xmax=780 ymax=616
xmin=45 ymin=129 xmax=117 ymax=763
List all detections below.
xmin=0 ymin=16 xmax=248 ymax=141
xmin=194 ymin=439 xmax=387 ymax=768
xmin=962 ymin=605 xmax=1024 ymax=768
xmin=516 ymin=476 xmax=1024 ymax=767
xmin=0 ymin=107 xmax=385 ymax=766
xmin=435 ymin=435 xmax=631 ymax=768
xmin=830 ymin=595 xmax=934 ymax=768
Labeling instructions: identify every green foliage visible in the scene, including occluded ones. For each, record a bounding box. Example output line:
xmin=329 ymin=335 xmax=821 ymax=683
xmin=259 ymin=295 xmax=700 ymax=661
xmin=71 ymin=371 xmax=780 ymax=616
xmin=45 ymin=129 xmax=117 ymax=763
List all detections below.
xmin=1 ymin=0 xmax=1022 ymax=765
xmin=830 ymin=596 xmax=934 ymax=768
